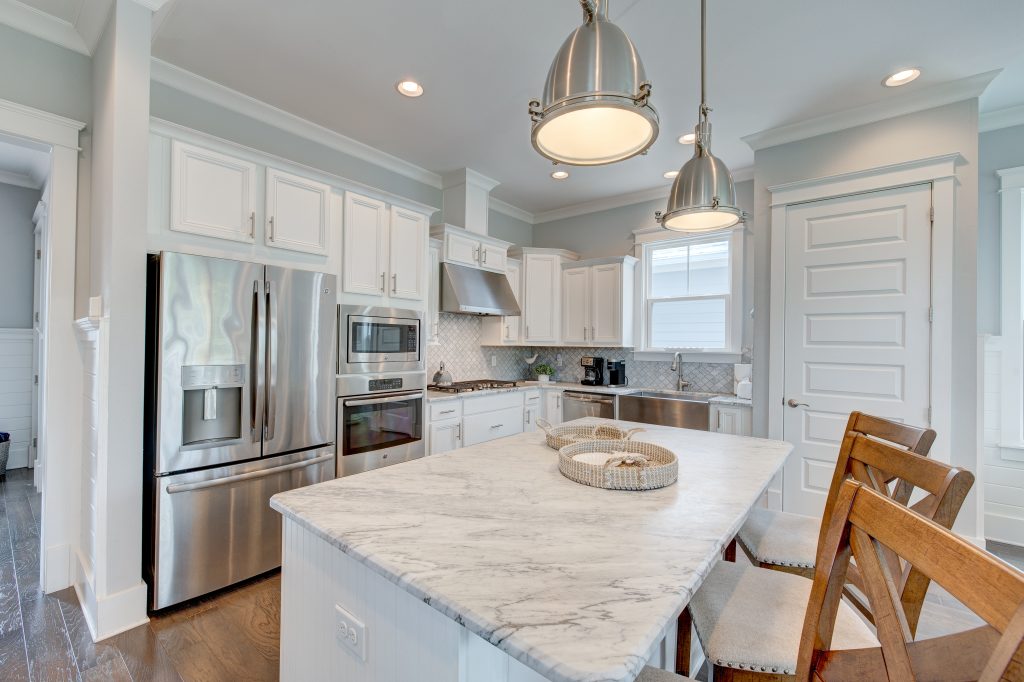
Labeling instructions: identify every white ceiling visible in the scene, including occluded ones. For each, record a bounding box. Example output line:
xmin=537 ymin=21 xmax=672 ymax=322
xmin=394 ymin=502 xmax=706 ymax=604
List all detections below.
xmin=0 ymin=133 xmax=49 ymax=189
xmin=15 ymin=0 xmax=1024 ymax=215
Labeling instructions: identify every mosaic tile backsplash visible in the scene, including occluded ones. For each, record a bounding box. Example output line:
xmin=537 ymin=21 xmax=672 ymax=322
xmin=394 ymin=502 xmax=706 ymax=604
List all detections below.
xmin=426 ymin=313 xmax=738 ymax=394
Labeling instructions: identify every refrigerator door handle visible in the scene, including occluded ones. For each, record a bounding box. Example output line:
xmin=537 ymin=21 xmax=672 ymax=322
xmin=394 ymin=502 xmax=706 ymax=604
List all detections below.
xmin=251 ymin=280 xmax=266 ymax=441
xmin=164 ymin=453 xmax=334 ymax=494
xmin=265 ymin=279 xmax=279 ymax=441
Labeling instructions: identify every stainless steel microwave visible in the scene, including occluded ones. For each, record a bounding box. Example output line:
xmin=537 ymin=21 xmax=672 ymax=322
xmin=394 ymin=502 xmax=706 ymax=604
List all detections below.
xmin=338 ymin=305 xmax=423 ymax=374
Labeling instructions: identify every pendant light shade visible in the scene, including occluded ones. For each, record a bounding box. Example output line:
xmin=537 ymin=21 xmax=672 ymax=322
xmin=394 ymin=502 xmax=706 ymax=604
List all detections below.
xmin=529 ymin=0 xmax=658 ymax=166
xmin=660 ymin=0 xmax=741 ymax=233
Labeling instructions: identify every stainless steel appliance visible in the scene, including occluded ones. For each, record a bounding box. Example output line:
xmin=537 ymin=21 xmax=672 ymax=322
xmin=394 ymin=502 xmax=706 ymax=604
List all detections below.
xmin=440 ymin=262 xmax=520 ymax=316
xmin=338 ymin=305 xmax=423 ymax=374
xmin=580 ymin=356 xmax=605 ymax=386
xmin=607 ymin=360 xmax=628 ymax=387
xmin=144 ymin=252 xmax=336 ymax=610
xmin=617 ymin=391 xmax=715 ymax=430
xmin=337 ymin=371 xmax=425 ymax=477
xmin=562 ymin=391 xmax=615 ymax=421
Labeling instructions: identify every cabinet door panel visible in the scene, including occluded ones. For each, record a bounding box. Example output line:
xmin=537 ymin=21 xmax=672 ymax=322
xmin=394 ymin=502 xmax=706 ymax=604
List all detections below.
xmin=479 ymin=243 xmax=507 ymax=272
xmin=543 ymin=391 xmax=563 ymax=425
xmin=446 ymin=232 xmax=479 ymax=267
xmin=562 ymin=267 xmax=590 ymax=345
xmin=429 ymin=420 xmax=461 ymax=455
xmin=343 ymin=193 xmax=387 ymax=295
xmin=523 ymin=255 xmax=559 ymax=343
xmin=389 ymin=207 xmax=427 ymax=300
xmin=590 ymin=263 xmax=622 ymax=344
xmin=171 ymin=140 xmax=257 ymax=243
xmin=266 ymin=168 xmax=330 ymax=255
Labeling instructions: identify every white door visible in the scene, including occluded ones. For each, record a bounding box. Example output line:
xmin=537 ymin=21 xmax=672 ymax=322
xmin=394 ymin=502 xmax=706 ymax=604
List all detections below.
xmin=590 ymin=262 xmax=623 ymax=345
xmin=342 ymin=192 xmax=388 ymax=296
xmin=429 ymin=420 xmax=461 ymax=455
xmin=523 ymin=254 xmax=559 ymax=343
xmin=503 ymin=262 xmax=522 ymax=343
xmin=782 ymin=184 xmax=932 ymax=517
xmin=562 ymin=267 xmax=590 ymax=344
xmin=265 ymin=168 xmax=330 ymax=255
xmin=388 ymin=207 xmax=427 ymax=300
xmin=445 ymin=232 xmax=479 ymax=267
xmin=170 ymin=140 xmax=257 ymax=243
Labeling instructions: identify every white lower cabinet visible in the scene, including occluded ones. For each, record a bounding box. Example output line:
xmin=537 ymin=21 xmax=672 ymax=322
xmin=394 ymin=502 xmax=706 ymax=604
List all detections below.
xmin=429 ymin=419 xmax=462 ymax=455
xmin=427 ymin=392 xmax=529 ymax=453
xmin=523 ymin=390 xmax=541 ymax=432
xmin=543 ymin=389 xmax=563 ymax=425
xmin=462 ymin=407 xmax=524 ymax=447
xmin=710 ymin=403 xmax=752 ymax=436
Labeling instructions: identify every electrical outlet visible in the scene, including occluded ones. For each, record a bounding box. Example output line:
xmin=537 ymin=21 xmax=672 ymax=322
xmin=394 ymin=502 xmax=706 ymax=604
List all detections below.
xmin=335 ymin=604 xmax=367 ymax=661
xmin=491 ymin=353 xmax=496 ymax=367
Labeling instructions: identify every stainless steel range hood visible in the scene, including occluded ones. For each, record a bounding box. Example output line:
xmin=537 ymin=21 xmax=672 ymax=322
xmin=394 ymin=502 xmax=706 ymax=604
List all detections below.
xmin=441 ymin=262 xmax=521 ymax=316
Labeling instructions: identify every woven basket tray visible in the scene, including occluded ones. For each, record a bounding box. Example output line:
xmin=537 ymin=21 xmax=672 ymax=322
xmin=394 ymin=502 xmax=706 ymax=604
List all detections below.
xmin=558 ymin=439 xmax=678 ymax=491
xmin=536 ymin=418 xmax=644 ymax=451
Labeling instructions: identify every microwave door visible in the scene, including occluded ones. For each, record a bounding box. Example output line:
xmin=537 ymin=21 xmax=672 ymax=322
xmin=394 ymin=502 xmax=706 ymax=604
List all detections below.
xmin=262 ymin=266 xmax=336 ymax=458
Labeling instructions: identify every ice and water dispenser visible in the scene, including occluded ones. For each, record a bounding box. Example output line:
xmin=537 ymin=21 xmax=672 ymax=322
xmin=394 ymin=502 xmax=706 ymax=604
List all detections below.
xmin=181 ymin=364 xmax=245 ymax=447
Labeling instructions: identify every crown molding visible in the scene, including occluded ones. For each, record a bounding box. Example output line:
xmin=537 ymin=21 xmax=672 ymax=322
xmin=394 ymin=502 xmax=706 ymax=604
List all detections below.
xmin=0 ymin=0 xmax=89 ymax=55
xmin=743 ymin=70 xmax=1001 ymax=152
xmin=489 ymin=197 xmax=534 ymax=224
xmin=980 ymin=103 xmax=1024 ymax=133
xmin=441 ymin=168 xmax=500 ymax=192
xmin=0 ymin=97 xmax=85 ymax=149
xmin=0 ymin=168 xmax=41 ymax=189
xmin=151 ymin=59 xmax=444 ymax=191
xmin=532 ymin=166 xmax=753 ymax=225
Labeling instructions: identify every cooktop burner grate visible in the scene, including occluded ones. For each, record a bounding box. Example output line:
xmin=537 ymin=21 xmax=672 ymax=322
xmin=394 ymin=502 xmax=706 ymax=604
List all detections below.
xmin=427 ymin=380 xmax=521 ymax=393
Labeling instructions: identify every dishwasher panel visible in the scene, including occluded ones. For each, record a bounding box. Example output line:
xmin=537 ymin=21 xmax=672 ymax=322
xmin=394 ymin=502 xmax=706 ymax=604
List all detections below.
xmin=562 ymin=391 xmax=615 ymax=421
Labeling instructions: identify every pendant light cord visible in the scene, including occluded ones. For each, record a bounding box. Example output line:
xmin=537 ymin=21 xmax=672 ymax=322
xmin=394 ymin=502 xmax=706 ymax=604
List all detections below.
xmin=580 ymin=0 xmax=595 ymax=23
xmin=697 ymin=0 xmax=710 ymax=152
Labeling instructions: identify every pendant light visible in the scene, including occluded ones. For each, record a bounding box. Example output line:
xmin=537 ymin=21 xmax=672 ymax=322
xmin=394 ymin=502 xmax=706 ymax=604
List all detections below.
xmin=660 ymin=0 xmax=741 ymax=232
xmin=529 ymin=0 xmax=658 ymax=166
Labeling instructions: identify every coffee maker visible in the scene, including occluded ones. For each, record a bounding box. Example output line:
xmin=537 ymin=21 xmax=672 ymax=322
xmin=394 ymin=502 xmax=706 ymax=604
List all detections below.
xmin=607 ymin=360 xmax=628 ymax=387
xmin=580 ymin=356 xmax=605 ymax=386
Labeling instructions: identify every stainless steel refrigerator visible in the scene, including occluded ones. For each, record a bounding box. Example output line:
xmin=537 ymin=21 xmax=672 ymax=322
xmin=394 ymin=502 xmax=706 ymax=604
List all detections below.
xmin=144 ymin=252 xmax=336 ymax=610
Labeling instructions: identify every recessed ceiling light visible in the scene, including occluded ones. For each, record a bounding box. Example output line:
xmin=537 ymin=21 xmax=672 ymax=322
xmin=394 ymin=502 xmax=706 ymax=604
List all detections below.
xmin=678 ymin=133 xmax=696 ymax=144
xmin=551 ymin=170 xmax=570 ymax=180
xmin=396 ymin=80 xmax=424 ymax=97
xmin=664 ymin=170 xmax=679 ymax=179
xmin=883 ymin=68 xmax=921 ymax=87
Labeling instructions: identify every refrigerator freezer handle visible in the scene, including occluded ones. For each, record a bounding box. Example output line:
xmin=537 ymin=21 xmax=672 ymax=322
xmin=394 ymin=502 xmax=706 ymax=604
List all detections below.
xmin=251 ymin=280 xmax=266 ymax=441
xmin=265 ymin=279 xmax=279 ymax=441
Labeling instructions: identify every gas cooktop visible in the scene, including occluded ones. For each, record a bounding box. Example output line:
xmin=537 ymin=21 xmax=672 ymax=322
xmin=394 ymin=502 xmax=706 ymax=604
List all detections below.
xmin=427 ymin=380 xmax=520 ymax=394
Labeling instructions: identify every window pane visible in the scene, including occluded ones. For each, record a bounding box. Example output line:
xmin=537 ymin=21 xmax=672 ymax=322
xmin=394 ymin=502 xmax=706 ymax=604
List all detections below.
xmin=650 ymin=298 xmax=726 ymax=349
xmin=650 ymin=245 xmax=689 ymax=298
xmin=687 ymin=240 xmax=730 ymax=295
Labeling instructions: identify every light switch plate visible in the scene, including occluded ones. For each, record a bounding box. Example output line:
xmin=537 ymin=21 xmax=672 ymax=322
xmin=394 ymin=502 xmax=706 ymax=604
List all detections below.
xmin=335 ymin=604 xmax=367 ymax=661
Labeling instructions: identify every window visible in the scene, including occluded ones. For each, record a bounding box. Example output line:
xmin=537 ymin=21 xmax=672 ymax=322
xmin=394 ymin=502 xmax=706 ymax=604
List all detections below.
xmin=640 ymin=231 xmax=742 ymax=354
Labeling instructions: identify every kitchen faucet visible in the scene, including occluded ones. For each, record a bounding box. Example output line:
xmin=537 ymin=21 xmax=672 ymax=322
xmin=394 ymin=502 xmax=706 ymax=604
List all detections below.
xmin=670 ymin=352 xmax=690 ymax=392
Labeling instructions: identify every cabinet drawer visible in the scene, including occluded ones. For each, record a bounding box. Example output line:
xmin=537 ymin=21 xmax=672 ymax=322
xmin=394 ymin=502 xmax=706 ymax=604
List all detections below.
xmin=523 ymin=390 xmax=541 ymax=405
xmin=462 ymin=391 xmax=524 ymax=415
xmin=462 ymin=407 xmax=524 ymax=447
xmin=429 ymin=400 xmax=463 ymax=421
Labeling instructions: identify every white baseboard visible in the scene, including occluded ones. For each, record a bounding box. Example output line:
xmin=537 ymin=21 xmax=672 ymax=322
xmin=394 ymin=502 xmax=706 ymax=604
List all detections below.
xmin=42 ymin=542 xmax=72 ymax=593
xmin=74 ymin=551 xmax=100 ymax=641
xmin=74 ymin=550 xmax=149 ymax=642
xmin=985 ymin=513 xmax=1024 ymax=547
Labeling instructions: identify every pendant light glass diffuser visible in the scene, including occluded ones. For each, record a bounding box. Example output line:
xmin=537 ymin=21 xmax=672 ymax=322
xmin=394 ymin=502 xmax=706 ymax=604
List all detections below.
xmin=660 ymin=0 xmax=741 ymax=232
xmin=529 ymin=0 xmax=658 ymax=166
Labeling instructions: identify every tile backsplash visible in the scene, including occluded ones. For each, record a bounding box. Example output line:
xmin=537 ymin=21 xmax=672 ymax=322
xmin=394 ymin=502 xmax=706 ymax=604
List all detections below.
xmin=426 ymin=313 xmax=739 ymax=394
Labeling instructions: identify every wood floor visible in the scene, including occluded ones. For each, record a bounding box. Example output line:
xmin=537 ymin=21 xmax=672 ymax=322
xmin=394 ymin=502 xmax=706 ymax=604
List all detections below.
xmin=0 ymin=469 xmax=280 ymax=682
xmin=0 ymin=466 xmax=1021 ymax=682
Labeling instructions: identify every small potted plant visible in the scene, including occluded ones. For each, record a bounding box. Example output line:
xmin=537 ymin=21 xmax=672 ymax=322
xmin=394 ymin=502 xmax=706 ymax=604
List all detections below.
xmin=534 ymin=363 xmax=555 ymax=382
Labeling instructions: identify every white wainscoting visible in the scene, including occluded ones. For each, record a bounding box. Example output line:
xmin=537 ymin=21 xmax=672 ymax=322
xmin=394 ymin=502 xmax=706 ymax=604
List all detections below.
xmin=983 ymin=336 xmax=1024 ymax=546
xmin=0 ymin=329 xmax=33 ymax=470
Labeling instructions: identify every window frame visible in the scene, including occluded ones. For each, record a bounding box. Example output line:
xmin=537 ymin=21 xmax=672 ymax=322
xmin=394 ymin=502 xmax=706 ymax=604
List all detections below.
xmin=634 ymin=227 xmax=744 ymax=361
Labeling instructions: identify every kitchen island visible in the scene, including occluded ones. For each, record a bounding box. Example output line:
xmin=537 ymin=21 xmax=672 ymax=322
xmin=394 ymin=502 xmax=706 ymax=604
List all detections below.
xmin=271 ymin=419 xmax=791 ymax=682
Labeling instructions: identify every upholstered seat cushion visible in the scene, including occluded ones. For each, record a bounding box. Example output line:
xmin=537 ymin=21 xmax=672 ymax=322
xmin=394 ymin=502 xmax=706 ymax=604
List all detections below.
xmin=634 ymin=666 xmax=692 ymax=682
xmin=737 ymin=507 xmax=820 ymax=568
xmin=689 ymin=561 xmax=878 ymax=675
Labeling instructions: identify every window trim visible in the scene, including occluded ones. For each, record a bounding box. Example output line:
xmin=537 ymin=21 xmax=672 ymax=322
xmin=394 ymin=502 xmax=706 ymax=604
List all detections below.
xmin=633 ymin=227 xmax=744 ymax=361
xmin=998 ymin=165 xmax=1024 ymax=452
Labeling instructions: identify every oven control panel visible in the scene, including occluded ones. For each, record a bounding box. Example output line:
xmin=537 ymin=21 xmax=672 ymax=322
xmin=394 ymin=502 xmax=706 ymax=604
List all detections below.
xmin=368 ymin=378 xmax=403 ymax=392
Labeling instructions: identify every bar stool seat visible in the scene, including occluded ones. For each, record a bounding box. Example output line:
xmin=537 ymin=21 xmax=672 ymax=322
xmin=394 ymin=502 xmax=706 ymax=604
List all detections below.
xmin=688 ymin=561 xmax=877 ymax=675
xmin=634 ymin=666 xmax=692 ymax=681
xmin=737 ymin=507 xmax=819 ymax=569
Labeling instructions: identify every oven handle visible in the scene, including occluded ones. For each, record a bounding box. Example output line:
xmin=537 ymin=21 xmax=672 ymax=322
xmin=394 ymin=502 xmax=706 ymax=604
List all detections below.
xmin=344 ymin=391 xmax=424 ymax=407
xmin=165 ymin=454 xmax=334 ymax=494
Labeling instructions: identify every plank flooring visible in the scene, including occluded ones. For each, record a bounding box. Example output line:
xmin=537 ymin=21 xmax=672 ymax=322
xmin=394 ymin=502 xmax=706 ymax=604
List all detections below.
xmin=0 ymin=465 xmax=1020 ymax=681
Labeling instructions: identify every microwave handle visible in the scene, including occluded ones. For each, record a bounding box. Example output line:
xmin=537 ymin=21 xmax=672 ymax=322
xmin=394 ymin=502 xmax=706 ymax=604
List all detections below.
xmin=344 ymin=391 xmax=423 ymax=407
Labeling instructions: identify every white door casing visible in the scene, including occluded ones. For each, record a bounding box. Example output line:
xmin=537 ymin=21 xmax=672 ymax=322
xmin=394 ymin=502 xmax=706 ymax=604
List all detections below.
xmin=779 ymin=184 xmax=933 ymax=517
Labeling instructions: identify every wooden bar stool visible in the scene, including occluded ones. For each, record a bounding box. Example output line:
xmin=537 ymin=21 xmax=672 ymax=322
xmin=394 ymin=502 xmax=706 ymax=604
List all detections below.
xmin=637 ymin=479 xmax=1024 ymax=682
xmin=677 ymin=422 xmax=975 ymax=678
xmin=734 ymin=412 xmax=937 ymax=580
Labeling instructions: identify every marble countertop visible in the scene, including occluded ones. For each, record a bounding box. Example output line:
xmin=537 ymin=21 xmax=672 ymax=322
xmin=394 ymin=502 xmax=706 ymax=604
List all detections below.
xmin=271 ymin=418 xmax=791 ymax=682
xmin=427 ymin=381 xmax=743 ymax=403
xmin=708 ymin=395 xmax=752 ymax=406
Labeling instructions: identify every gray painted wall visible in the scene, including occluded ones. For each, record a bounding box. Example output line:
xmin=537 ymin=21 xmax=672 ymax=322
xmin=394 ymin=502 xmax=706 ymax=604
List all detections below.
xmin=0 ymin=24 xmax=92 ymax=123
xmin=978 ymin=123 xmax=1024 ymax=335
xmin=487 ymin=209 xmax=533 ymax=246
xmin=0 ymin=182 xmax=40 ymax=328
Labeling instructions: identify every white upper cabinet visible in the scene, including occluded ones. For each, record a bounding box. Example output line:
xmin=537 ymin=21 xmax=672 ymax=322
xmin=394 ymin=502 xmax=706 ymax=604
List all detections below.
xmin=170 ymin=140 xmax=257 ymax=243
xmin=561 ymin=267 xmax=590 ymax=344
xmin=430 ymin=224 xmax=511 ymax=274
xmin=522 ymin=253 xmax=561 ymax=344
xmin=481 ymin=259 xmax=522 ymax=345
xmin=479 ymin=242 xmax=507 ymax=272
xmin=265 ymin=167 xmax=330 ymax=255
xmin=389 ymin=207 xmax=427 ymax=300
xmin=445 ymin=230 xmax=480 ymax=267
xmin=343 ymin=192 xmax=388 ymax=296
xmin=560 ymin=257 xmax=636 ymax=347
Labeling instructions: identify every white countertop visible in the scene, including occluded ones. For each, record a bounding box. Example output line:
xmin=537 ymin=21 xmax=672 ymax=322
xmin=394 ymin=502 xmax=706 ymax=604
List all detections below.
xmin=427 ymin=381 xmax=747 ymax=403
xmin=271 ymin=418 xmax=791 ymax=682
xmin=708 ymin=395 xmax=752 ymax=407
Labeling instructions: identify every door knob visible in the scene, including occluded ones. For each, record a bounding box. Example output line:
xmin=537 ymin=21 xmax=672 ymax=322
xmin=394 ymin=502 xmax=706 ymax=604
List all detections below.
xmin=787 ymin=398 xmax=809 ymax=408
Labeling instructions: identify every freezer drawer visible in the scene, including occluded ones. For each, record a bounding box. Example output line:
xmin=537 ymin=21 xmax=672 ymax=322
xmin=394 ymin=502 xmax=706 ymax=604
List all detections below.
xmin=149 ymin=448 xmax=334 ymax=610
